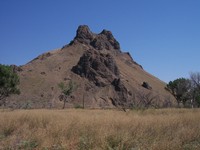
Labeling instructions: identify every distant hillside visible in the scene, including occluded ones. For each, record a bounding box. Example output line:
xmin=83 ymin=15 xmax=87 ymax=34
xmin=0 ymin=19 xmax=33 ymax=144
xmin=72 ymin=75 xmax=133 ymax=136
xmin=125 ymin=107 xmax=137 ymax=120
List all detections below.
xmin=7 ymin=25 xmax=176 ymax=109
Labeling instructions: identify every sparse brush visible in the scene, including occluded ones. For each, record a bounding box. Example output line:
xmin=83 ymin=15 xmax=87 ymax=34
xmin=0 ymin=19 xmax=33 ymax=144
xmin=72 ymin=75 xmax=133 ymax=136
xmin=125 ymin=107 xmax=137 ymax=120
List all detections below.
xmin=0 ymin=109 xmax=200 ymax=149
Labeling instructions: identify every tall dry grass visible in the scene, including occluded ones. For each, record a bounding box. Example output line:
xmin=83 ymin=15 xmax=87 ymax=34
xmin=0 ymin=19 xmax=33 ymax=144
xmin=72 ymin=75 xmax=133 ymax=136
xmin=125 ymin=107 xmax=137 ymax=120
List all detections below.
xmin=0 ymin=109 xmax=200 ymax=150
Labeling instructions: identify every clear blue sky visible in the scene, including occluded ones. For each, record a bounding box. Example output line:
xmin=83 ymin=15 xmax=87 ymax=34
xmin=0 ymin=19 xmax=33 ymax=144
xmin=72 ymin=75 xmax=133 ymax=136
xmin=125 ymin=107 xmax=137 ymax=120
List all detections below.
xmin=0 ymin=0 xmax=200 ymax=83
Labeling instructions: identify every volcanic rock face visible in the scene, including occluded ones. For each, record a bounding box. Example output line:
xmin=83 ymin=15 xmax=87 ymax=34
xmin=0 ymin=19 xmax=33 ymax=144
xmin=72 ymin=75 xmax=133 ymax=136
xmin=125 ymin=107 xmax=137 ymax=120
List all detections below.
xmin=90 ymin=30 xmax=120 ymax=50
xmin=71 ymin=25 xmax=121 ymax=52
xmin=74 ymin=25 xmax=94 ymax=44
xmin=111 ymin=78 xmax=129 ymax=106
xmin=70 ymin=26 xmax=134 ymax=107
xmin=72 ymin=49 xmax=119 ymax=87
xmin=72 ymin=48 xmax=132 ymax=108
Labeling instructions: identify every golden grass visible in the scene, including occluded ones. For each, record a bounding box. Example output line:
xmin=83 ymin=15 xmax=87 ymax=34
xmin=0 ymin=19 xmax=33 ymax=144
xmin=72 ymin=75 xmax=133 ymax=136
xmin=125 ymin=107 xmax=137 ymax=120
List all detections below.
xmin=0 ymin=109 xmax=200 ymax=150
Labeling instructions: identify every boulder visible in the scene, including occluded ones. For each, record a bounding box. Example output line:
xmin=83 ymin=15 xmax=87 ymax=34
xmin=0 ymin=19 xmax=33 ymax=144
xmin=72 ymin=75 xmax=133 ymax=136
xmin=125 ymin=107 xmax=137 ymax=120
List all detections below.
xmin=142 ymin=81 xmax=152 ymax=90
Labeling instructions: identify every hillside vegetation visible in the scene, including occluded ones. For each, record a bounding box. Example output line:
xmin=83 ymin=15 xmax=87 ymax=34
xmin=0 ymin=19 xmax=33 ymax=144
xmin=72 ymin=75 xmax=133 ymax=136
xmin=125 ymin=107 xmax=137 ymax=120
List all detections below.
xmin=0 ymin=109 xmax=200 ymax=149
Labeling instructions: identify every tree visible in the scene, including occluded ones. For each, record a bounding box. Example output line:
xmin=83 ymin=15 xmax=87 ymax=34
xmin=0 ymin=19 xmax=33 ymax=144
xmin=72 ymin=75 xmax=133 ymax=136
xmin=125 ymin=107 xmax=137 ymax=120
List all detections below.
xmin=190 ymin=72 xmax=200 ymax=90
xmin=0 ymin=64 xmax=20 ymax=106
xmin=58 ymin=80 xmax=76 ymax=109
xmin=190 ymin=72 xmax=200 ymax=107
xmin=166 ymin=78 xmax=191 ymax=107
xmin=136 ymin=90 xmax=159 ymax=109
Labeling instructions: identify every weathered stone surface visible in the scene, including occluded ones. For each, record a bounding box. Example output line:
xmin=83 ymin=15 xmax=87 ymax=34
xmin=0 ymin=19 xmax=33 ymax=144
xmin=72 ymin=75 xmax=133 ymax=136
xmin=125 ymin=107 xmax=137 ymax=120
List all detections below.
xmin=74 ymin=25 xmax=94 ymax=44
xmin=90 ymin=30 xmax=120 ymax=50
xmin=111 ymin=78 xmax=129 ymax=106
xmin=72 ymin=49 xmax=119 ymax=87
xmin=70 ymin=25 xmax=121 ymax=52
xmin=72 ymin=48 xmax=132 ymax=108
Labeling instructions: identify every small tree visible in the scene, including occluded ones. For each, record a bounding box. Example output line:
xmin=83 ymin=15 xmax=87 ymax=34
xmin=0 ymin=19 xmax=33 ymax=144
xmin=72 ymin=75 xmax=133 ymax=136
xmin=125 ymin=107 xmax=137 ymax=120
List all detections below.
xmin=136 ymin=90 xmax=159 ymax=109
xmin=190 ymin=72 xmax=200 ymax=90
xmin=195 ymin=93 xmax=200 ymax=107
xmin=190 ymin=72 xmax=200 ymax=107
xmin=58 ymin=80 xmax=76 ymax=109
xmin=0 ymin=64 xmax=20 ymax=106
xmin=166 ymin=78 xmax=191 ymax=107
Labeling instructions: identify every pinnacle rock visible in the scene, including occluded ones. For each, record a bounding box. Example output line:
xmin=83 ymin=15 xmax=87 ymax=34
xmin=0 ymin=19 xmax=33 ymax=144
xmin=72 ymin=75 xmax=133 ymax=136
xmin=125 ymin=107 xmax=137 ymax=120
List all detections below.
xmin=72 ymin=25 xmax=121 ymax=52
xmin=75 ymin=25 xmax=94 ymax=44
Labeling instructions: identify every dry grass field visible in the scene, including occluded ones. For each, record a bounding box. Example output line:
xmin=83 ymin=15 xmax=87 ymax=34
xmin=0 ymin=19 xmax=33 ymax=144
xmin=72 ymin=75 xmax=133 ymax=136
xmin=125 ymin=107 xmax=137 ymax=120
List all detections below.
xmin=0 ymin=109 xmax=200 ymax=150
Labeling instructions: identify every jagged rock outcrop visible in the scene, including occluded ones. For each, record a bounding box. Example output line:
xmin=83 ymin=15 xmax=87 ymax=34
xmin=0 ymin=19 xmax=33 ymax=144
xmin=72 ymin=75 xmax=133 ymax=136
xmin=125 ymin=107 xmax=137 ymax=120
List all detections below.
xmin=72 ymin=49 xmax=119 ymax=87
xmin=71 ymin=47 xmax=132 ymax=107
xmin=70 ymin=25 xmax=121 ymax=52
xmin=90 ymin=29 xmax=120 ymax=50
xmin=111 ymin=78 xmax=129 ymax=106
xmin=74 ymin=25 xmax=94 ymax=45
xmin=70 ymin=25 xmax=132 ymax=107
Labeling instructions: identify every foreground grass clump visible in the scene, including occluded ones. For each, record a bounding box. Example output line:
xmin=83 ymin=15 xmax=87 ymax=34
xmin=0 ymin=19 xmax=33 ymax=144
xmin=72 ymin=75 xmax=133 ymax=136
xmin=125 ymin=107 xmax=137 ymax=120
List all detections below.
xmin=0 ymin=109 xmax=200 ymax=150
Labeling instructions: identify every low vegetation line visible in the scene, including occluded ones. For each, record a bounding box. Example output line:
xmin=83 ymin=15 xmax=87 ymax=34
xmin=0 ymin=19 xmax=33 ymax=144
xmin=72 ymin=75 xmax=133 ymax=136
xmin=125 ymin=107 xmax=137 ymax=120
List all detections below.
xmin=0 ymin=109 xmax=200 ymax=150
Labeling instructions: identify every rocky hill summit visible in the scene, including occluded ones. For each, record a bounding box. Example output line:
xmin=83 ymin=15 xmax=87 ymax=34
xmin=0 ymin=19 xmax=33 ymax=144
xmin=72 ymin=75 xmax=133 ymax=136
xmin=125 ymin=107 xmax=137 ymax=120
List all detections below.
xmin=69 ymin=25 xmax=120 ymax=51
xmin=7 ymin=25 xmax=176 ymax=109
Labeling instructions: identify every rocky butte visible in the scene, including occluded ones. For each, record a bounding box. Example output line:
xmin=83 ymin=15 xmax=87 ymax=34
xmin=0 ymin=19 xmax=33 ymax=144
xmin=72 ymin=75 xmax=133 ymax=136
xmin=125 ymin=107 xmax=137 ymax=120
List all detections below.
xmin=7 ymin=25 xmax=176 ymax=109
